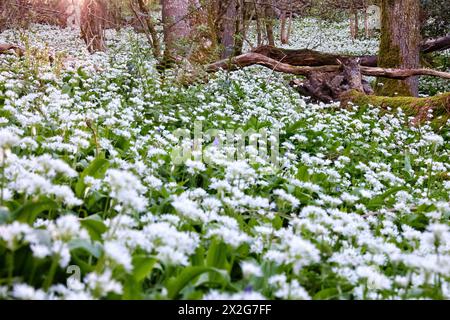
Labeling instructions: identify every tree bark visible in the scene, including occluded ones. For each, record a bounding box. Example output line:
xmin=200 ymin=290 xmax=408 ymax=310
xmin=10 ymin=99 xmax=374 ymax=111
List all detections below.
xmin=132 ymin=0 xmax=161 ymax=59
xmin=80 ymin=0 xmax=107 ymax=53
xmin=162 ymin=0 xmax=191 ymax=59
xmin=264 ymin=4 xmax=275 ymax=46
xmin=280 ymin=11 xmax=288 ymax=44
xmin=247 ymin=35 xmax=449 ymax=69
xmin=206 ymin=52 xmax=450 ymax=80
xmin=421 ymin=35 xmax=450 ymax=54
xmin=376 ymin=0 xmax=421 ymax=97
xmin=251 ymin=45 xmax=379 ymax=67
xmin=220 ymin=0 xmax=237 ymax=59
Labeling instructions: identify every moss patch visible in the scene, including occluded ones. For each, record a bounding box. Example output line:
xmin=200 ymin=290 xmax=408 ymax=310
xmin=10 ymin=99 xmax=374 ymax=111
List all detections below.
xmin=340 ymin=90 xmax=450 ymax=127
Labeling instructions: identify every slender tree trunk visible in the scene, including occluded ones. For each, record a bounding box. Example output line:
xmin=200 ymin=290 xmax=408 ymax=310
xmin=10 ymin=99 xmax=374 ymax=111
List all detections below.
xmin=162 ymin=0 xmax=191 ymax=59
xmin=264 ymin=4 xmax=275 ymax=46
xmin=286 ymin=12 xmax=293 ymax=44
xmin=233 ymin=0 xmax=246 ymax=56
xmin=134 ymin=0 xmax=161 ymax=59
xmin=80 ymin=0 xmax=107 ymax=53
xmin=364 ymin=9 xmax=369 ymax=37
xmin=254 ymin=2 xmax=262 ymax=46
xmin=376 ymin=0 xmax=421 ymax=97
xmin=280 ymin=11 xmax=288 ymax=44
xmin=220 ymin=0 xmax=237 ymax=59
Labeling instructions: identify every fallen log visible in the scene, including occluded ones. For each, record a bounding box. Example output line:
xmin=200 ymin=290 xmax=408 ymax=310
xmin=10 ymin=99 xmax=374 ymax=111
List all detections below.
xmin=360 ymin=66 xmax=450 ymax=80
xmin=206 ymin=52 xmax=450 ymax=80
xmin=206 ymin=52 xmax=341 ymax=75
xmin=250 ymin=35 xmax=450 ymax=67
xmin=0 ymin=43 xmax=25 ymax=56
xmin=251 ymin=46 xmax=378 ymax=67
xmin=421 ymin=35 xmax=450 ymax=54
xmin=207 ymin=53 xmax=450 ymax=104
xmin=0 ymin=42 xmax=60 ymax=64
xmin=340 ymin=90 xmax=450 ymax=125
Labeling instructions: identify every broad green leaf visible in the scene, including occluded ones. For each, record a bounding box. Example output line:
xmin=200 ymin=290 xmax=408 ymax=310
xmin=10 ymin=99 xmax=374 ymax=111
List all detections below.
xmin=75 ymin=157 xmax=110 ymax=198
xmin=367 ymin=186 xmax=408 ymax=210
xmin=132 ymin=256 xmax=156 ymax=282
xmin=80 ymin=216 xmax=107 ymax=241
xmin=404 ymin=152 xmax=412 ymax=173
xmin=167 ymin=266 xmax=229 ymax=299
xmin=206 ymin=238 xmax=227 ymax=269
xmin=313 ymin=288 xmax=340 ymax=300
xmin=13 ymin=198 xmax=58 ymax=225
xmin=0 ymin=207 xmax=10 ymax=224
xmin=68 ymin=239 xmax=102 ymax=258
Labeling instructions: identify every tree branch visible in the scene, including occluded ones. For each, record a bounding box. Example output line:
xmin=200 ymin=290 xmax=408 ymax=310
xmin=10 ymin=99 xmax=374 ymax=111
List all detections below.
xmin=206 ymin=52 xmax=450 ymax=80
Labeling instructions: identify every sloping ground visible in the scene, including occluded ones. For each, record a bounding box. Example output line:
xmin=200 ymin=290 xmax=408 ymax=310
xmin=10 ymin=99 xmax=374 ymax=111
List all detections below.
xmin=0 ymin=24 xmax=449 ymax=300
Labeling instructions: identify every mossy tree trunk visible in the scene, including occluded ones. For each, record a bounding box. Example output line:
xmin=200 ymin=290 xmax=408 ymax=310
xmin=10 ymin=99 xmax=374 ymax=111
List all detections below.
xmin=341 ymin=90 xmax=450 ymax=126
xmin=376 ymin=0 xmax=421 ymax=97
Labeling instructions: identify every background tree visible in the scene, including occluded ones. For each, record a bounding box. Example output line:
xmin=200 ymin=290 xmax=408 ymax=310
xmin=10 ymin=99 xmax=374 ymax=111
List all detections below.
xmin=375 ymin=0 xmax=421 ymax=97
xmin=420 ymin=0 xmax=449 ymax=38
xmin=80 ymin=0 xmax=107 ymax=53
xmin=162 ymin=0 xmax=194 ymax=60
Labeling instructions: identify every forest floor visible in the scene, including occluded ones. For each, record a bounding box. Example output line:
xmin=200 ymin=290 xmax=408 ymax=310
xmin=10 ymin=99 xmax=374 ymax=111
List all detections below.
xmin=0 ymin=20 xmax=449 ymax=300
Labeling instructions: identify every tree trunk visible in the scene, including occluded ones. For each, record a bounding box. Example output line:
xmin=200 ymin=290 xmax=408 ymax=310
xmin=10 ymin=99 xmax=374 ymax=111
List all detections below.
xmin=364 ymin=9 xmax=369 ymax=37
xmin=80 ymin=0 xmax=107 ymax=53
xmin=220 ymin=0 xmax=237 ymax=59
xmin=264 ymin=5 xmax=275 ymax=46
xmin=134 ymin=0 xmax=161 ymax=59
xmin=162 ymin=0 xmax=191 ymax=59
xmin=254 ymin=2 xmax=263 ymax=46
xmin=376 ymin=0 xmax=421 ymax=97
xmin=286 ymin=12 xmax=293 ymax=44
xmin=233 ymin=0 xmax=246 ymax=56
xmin=280 ymin=11 xmax=288 ymax=44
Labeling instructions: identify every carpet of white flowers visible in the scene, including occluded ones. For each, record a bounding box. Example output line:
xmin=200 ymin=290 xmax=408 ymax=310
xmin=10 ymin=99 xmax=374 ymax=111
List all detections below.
xmin=0 ymin=19 xmax=449 ymax=300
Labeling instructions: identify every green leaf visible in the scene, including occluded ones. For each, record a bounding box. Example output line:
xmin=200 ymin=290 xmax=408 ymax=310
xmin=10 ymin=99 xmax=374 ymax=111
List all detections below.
xmin=77 ymin=67 xmax=89 ymax=79
xmin=68 ymin=239 xmax=102 ymax=258
xmin=0 ymin=207 xmax=10 ymax=224
xmin=75 ymin=157 xmax=110 ymax=198
xmin=206 ymin=238 xmax=227 ymax=269
xmin=167 ymin=266 xmax=229 ymax=299
xmin=80 ymin=216 xmax=107 ymax=241
xmin=313 ymin=288 xmax=340 ymax=300
xmin=12 ymin=198 xmax=58 ymax=224
xmin=366 ymin=186 xmax=408 ymax=210
xmin=206 ymin=238 xmax=229 ymax=283
xmin=404 ymin=152 xmax=412 ymax=173
xmin=191 ymin=247 xmax=205 ymax=266
xmin=132 ymin=256 xmax=156 ymax=282
xmin=123 ymin=276 xmax=142 ymax=300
